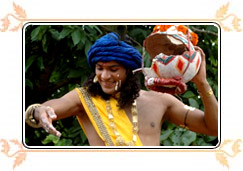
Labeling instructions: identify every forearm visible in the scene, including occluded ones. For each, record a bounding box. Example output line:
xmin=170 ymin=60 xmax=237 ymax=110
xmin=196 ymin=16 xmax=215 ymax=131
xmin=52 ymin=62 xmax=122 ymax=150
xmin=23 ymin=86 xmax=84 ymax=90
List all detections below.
xmin=25 ymin=89 xmax=81 ymax=137
xmin=196 ymin=80 xmax=218 ymax=134
xmin=41 ymin=98 xmax=77 ymax=120
xmin=41 ymin=90 xmax=81 ymax=120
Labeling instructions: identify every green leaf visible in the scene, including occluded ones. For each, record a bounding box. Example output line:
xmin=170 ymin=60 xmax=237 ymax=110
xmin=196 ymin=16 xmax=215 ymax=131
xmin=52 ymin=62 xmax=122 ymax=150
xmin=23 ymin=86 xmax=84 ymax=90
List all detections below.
xmin=31 ymin=26 xmax=49 ymax=41
xmin=181 ymin=130 xmax=197 ymax=146
xmin=162 ymin=139 xmax=173 ymax=146
xmin=71 ymin=29 xmax=83 ymax=46
xmin=25 ymin=55 xmax=37 ymax=72
xmin=56 ymin=138 xmax=72 ymax=146
xmin=34 ymin=130 xmax=41 ymax=138
xmin=130 ymin=28 xmax=147 ymax=38
xmin=80 ymin=75 xmax=87 ymax=85
xmin=37 ymin=57 xmax=44 ymax=71
xmin=66 ymin=126 xmax=82 ymax=138
xmin=59 ymin=27 xmax=73 ymax=40
xmin=25 ymin=79 xmax=33 ymax=89
xmin=195 ymin=137 xmax=212 ymax=146
xmin=67 ymin=131 xmax=81 ymax=138
xmin=85 ymin=25 xmax=97 ymax=35
xmin=25 ymin=138 xmax=29 ymax=144
xmin=38 ymin=26 xmax=49 ymax=40
xmin=210 ymin=54 xmax=217 ymax=66
xmin=204 ymin=135 xmax=217 ymax=142
xmin=144 ymin=52 xmax=152 ymax=67
xmin=30 ymin=26 xmax=41 ymax=41
xmin=42 ymin=34 xmax=48 ymax=53
xmin=170 ymin=129 xmax=183 ymax=146
xmin=76 ymin=40 xmax=84 ymax=50
xmin=213 ymin=85 xmax=218 ymax=98
xmin=182 ymin=91 xmax=195 ymax=98
xmin=49 ymin=29 xmax=60 ymax=40
xmin=41 ymin=134 xmax=60 ymax=145
xmin=207 ymin=25 xmax=218 ymax=33
xmin=160 ymin=129 xmax=173 ymax=141
xmin=93 ymin=25 xmax=103 ymax=34
xmin=188 ymin=98 xmax=199 ymax=108
xmin=85 ymin=41 xmax=92 ymax=56
xmin=49 ymin=70 xmax=61 ymax=83
xmin=80 ymin=130 xmax=87 ymax=143
xmin=67 ymin=69 xmax=82 ymax=78
xmin=166 ymin=122 xmax=176 ymax=130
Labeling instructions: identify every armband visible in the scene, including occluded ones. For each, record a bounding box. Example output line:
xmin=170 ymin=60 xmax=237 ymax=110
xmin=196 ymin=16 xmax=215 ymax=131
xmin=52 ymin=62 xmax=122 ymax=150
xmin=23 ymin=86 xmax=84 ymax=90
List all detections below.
xmin=25 ymin=104 xmax=42 ymax=128
xmin=198 ymin=88 xmax=214 ymax=97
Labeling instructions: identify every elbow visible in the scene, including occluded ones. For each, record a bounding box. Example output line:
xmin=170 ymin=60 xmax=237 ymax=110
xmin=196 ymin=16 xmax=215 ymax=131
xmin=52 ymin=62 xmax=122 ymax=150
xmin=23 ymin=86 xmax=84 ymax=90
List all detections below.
xmin=209 ymin=129 xmax=218 ymax=137
xmin=204 ymin=120 xmax=218 ymax=137
xmin=203 ymin=115 xmax=218 ymax=137
xmin=206 ymin=124 xmax=218 ymax=136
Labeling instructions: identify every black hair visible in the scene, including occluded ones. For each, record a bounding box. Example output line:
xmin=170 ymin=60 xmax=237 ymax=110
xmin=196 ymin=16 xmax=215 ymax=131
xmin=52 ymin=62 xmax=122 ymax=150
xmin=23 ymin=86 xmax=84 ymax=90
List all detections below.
xmin=83 ymin=70 xmax=140 ymax=109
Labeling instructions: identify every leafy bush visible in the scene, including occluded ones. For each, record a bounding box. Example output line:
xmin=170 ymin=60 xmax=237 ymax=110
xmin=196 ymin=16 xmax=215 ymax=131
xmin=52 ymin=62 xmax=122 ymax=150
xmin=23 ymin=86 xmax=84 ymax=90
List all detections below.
xmin=25 ymin=24 xmax=218 ymax=146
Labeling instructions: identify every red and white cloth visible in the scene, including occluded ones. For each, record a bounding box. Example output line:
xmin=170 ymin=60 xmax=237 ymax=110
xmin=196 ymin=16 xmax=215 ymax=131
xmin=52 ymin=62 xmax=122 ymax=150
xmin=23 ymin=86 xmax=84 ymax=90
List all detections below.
xmin=142 ymin=25 xmax=201 ymax=94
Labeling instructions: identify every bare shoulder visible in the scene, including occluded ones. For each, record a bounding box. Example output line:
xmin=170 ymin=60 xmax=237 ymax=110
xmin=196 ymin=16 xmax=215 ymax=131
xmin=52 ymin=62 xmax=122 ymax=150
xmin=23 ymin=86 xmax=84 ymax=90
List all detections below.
xmin=59 ymin=88 xmax=84 ymax=113
xmin=61 ymin=88 xmax=80 ymax=102
xmin=138 ymin=90 xmax=176 ymax=106
xmin=137 ymin=90 xmax=186 ymax=123
xmin=136 ymin=90 xmax=172 ymax=129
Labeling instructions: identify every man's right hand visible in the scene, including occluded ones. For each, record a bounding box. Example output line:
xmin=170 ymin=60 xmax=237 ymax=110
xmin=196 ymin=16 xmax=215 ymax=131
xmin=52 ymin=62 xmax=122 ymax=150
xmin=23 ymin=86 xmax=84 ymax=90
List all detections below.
xmin=34 ymin=106 xmax=61 ymax=137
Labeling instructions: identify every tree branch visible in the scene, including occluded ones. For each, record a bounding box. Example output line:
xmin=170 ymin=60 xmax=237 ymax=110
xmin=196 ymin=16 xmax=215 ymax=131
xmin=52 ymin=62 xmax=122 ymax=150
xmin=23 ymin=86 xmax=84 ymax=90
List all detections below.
xmin=99 ymin=25 xmax=142 ymax=47
xmin=190 ymin=26 xmax=218 ymax=36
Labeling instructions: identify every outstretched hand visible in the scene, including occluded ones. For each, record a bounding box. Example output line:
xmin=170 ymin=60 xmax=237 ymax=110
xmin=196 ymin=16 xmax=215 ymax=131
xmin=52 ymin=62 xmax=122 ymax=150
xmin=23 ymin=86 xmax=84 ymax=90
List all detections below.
xmin=34 ymin=106 xmax=61 ymax=137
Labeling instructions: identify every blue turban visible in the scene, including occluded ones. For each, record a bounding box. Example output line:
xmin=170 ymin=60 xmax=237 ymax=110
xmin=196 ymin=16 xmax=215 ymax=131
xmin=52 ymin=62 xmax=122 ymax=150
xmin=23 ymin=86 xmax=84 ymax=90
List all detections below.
xmin=87 ymin=32 xmax=142 ymax=70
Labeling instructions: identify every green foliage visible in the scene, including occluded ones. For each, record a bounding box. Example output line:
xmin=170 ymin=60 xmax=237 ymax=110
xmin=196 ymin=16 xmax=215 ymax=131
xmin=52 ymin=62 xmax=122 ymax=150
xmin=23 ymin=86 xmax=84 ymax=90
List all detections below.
xmin=160 ymin=122 xmax=217 ymax=146
xmin=25 ymin=24 xmax=218 ymax=146
xmin=40 ymin=118 xmax=88 ymax=146
xmin=25 ymin=25 xmax=101 ymax=146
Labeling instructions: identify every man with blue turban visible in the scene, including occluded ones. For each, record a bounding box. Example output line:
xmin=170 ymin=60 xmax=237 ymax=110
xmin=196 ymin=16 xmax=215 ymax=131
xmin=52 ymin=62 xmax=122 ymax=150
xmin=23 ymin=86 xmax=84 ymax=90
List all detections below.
xmin=25 ymin=31 xmax=218 ymax=146
xmin=88 ymin=32 xmax=142 ymax=70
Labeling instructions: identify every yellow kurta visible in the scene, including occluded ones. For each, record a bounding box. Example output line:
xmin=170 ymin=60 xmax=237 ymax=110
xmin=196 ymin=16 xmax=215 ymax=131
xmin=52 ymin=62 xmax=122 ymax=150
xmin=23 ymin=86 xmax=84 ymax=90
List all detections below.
xmin=75 ymin=87 xmax=143 ymax=146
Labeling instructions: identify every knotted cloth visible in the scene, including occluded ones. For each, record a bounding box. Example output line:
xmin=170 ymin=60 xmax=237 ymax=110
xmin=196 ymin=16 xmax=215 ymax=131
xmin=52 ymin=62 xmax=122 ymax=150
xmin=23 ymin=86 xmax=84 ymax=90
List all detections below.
xmin=87 ymin=32 xmax=142 ymax=70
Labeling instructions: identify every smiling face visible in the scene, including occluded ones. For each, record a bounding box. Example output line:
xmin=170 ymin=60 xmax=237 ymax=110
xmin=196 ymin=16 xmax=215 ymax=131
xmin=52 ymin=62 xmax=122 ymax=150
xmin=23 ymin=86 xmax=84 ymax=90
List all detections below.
xmin=95 ymin=61 xmax=127 ymax=95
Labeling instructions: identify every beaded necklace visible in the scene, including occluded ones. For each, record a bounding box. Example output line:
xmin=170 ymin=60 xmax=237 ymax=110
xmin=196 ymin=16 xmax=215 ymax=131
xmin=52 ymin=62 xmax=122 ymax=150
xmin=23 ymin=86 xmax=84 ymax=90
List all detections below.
xmin=105 ymin=100 xmax=138 ymax=146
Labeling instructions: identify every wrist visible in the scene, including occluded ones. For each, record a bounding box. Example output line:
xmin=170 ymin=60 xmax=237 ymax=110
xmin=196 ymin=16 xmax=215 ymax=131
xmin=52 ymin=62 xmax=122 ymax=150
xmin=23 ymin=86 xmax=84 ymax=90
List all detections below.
xmin=196 ymin=81 xmax=214 ymax=98
xmin=25 ymin=104 xmax=42 ymax=128
xmin=194 ymin=79 xmax=209 ymax=90
xmin=198 ymin=87 xmax=214 ymax=98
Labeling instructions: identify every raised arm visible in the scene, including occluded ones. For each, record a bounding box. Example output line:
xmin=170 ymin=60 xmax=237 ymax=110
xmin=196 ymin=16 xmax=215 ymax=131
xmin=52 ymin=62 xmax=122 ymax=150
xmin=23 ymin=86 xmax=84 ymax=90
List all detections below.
xmin=25 ymin=89 xmax=83 ymax=137
xmin=164 ymin=47 xmax=218 ymax=136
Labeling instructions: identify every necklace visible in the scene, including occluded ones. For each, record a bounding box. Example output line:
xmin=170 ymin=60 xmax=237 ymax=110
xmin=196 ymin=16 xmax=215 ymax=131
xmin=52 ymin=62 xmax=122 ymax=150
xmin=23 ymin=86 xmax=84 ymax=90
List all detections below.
xmin=105 ymin=99 xmax=138 ymax=146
